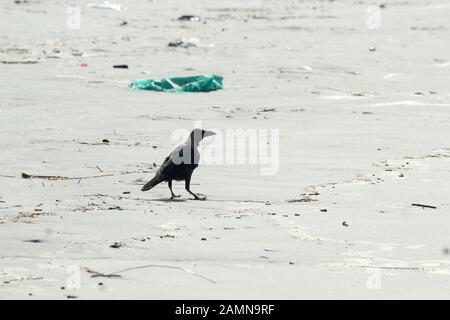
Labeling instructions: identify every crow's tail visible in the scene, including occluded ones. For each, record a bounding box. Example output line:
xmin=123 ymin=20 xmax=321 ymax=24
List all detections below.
xmin=141 ymin=175 xmax=163 ymax=192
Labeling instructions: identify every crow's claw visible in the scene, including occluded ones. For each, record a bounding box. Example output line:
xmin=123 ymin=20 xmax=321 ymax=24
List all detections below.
xmin=190 ymin=194 xmax=206 ymax=201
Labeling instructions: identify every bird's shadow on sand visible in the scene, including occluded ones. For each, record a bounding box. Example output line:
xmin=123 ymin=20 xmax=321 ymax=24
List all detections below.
xmin=147 ymin=198 xmax=189 ymax=202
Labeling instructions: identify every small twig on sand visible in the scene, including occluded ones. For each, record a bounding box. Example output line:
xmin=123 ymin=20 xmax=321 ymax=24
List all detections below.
xmin=83 ymin=265 xmax=216 ymax=284
xmin=83 ymin=268 xmax=122 ymax=278
xmin=21 ymin=172 xmax=113 ymax=181
xmin=0 ymin=174 xmax=16 ymax=178
xmin=411 ymin=203 xmax=437 ymax=209
xmin=120 ymin=170 xmax=139 ymax=175
xmin=1 ymin=60 xmax=39 ymax=64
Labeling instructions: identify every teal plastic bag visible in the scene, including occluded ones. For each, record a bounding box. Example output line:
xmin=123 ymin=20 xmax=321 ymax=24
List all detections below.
xmin=129 ymin=74 xmax=223 ymax=92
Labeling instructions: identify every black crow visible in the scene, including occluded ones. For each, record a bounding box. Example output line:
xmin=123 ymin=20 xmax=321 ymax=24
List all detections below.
xmin=141 ymin=128 xmax=216 ymax=200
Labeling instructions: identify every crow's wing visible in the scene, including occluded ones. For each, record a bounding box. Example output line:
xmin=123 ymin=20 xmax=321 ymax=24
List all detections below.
xmin=155 ymin=144 xmax=186 ymax=179
xmin=142 ymin=144 xmax=191 ymax=191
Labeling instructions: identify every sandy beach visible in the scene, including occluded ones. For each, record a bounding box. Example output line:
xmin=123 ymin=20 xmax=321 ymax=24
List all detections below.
xmin=0 ymin=0 xmax=449 ymax=299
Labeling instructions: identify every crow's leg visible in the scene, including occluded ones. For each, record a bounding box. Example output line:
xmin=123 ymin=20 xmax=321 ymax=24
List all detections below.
xmin=185 ymin=175 xmax=205 ymax=200
xmin=168 ymin=180 xmax=180 ymax=199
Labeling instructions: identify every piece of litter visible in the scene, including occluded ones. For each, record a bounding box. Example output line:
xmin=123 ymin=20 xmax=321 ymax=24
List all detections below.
xmin=288 ymin=196 xmax=317 ymax=203
xmin=130 ymin=74 xmax=223 ymax=93
xmin=258 ymin=107 xmax=276 ymax=112
xmin=23 ymin=239 xmax=43 ymax=243
xmin=264 ymin=247 xmax=276 ymax=252
xmin=178 ymin=15 xmax=201 ymax=22
xmin=109 ymin=242 xmax=125 ymax=248
xmin=113 ymin=64 xmax=128 ymax=69
xmin=168 ymin=40 xmax=197 ymax=48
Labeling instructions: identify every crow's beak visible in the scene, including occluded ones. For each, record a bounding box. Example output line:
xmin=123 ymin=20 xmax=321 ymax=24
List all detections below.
xmin=203 ymin=130 xmax=216 ymax=138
